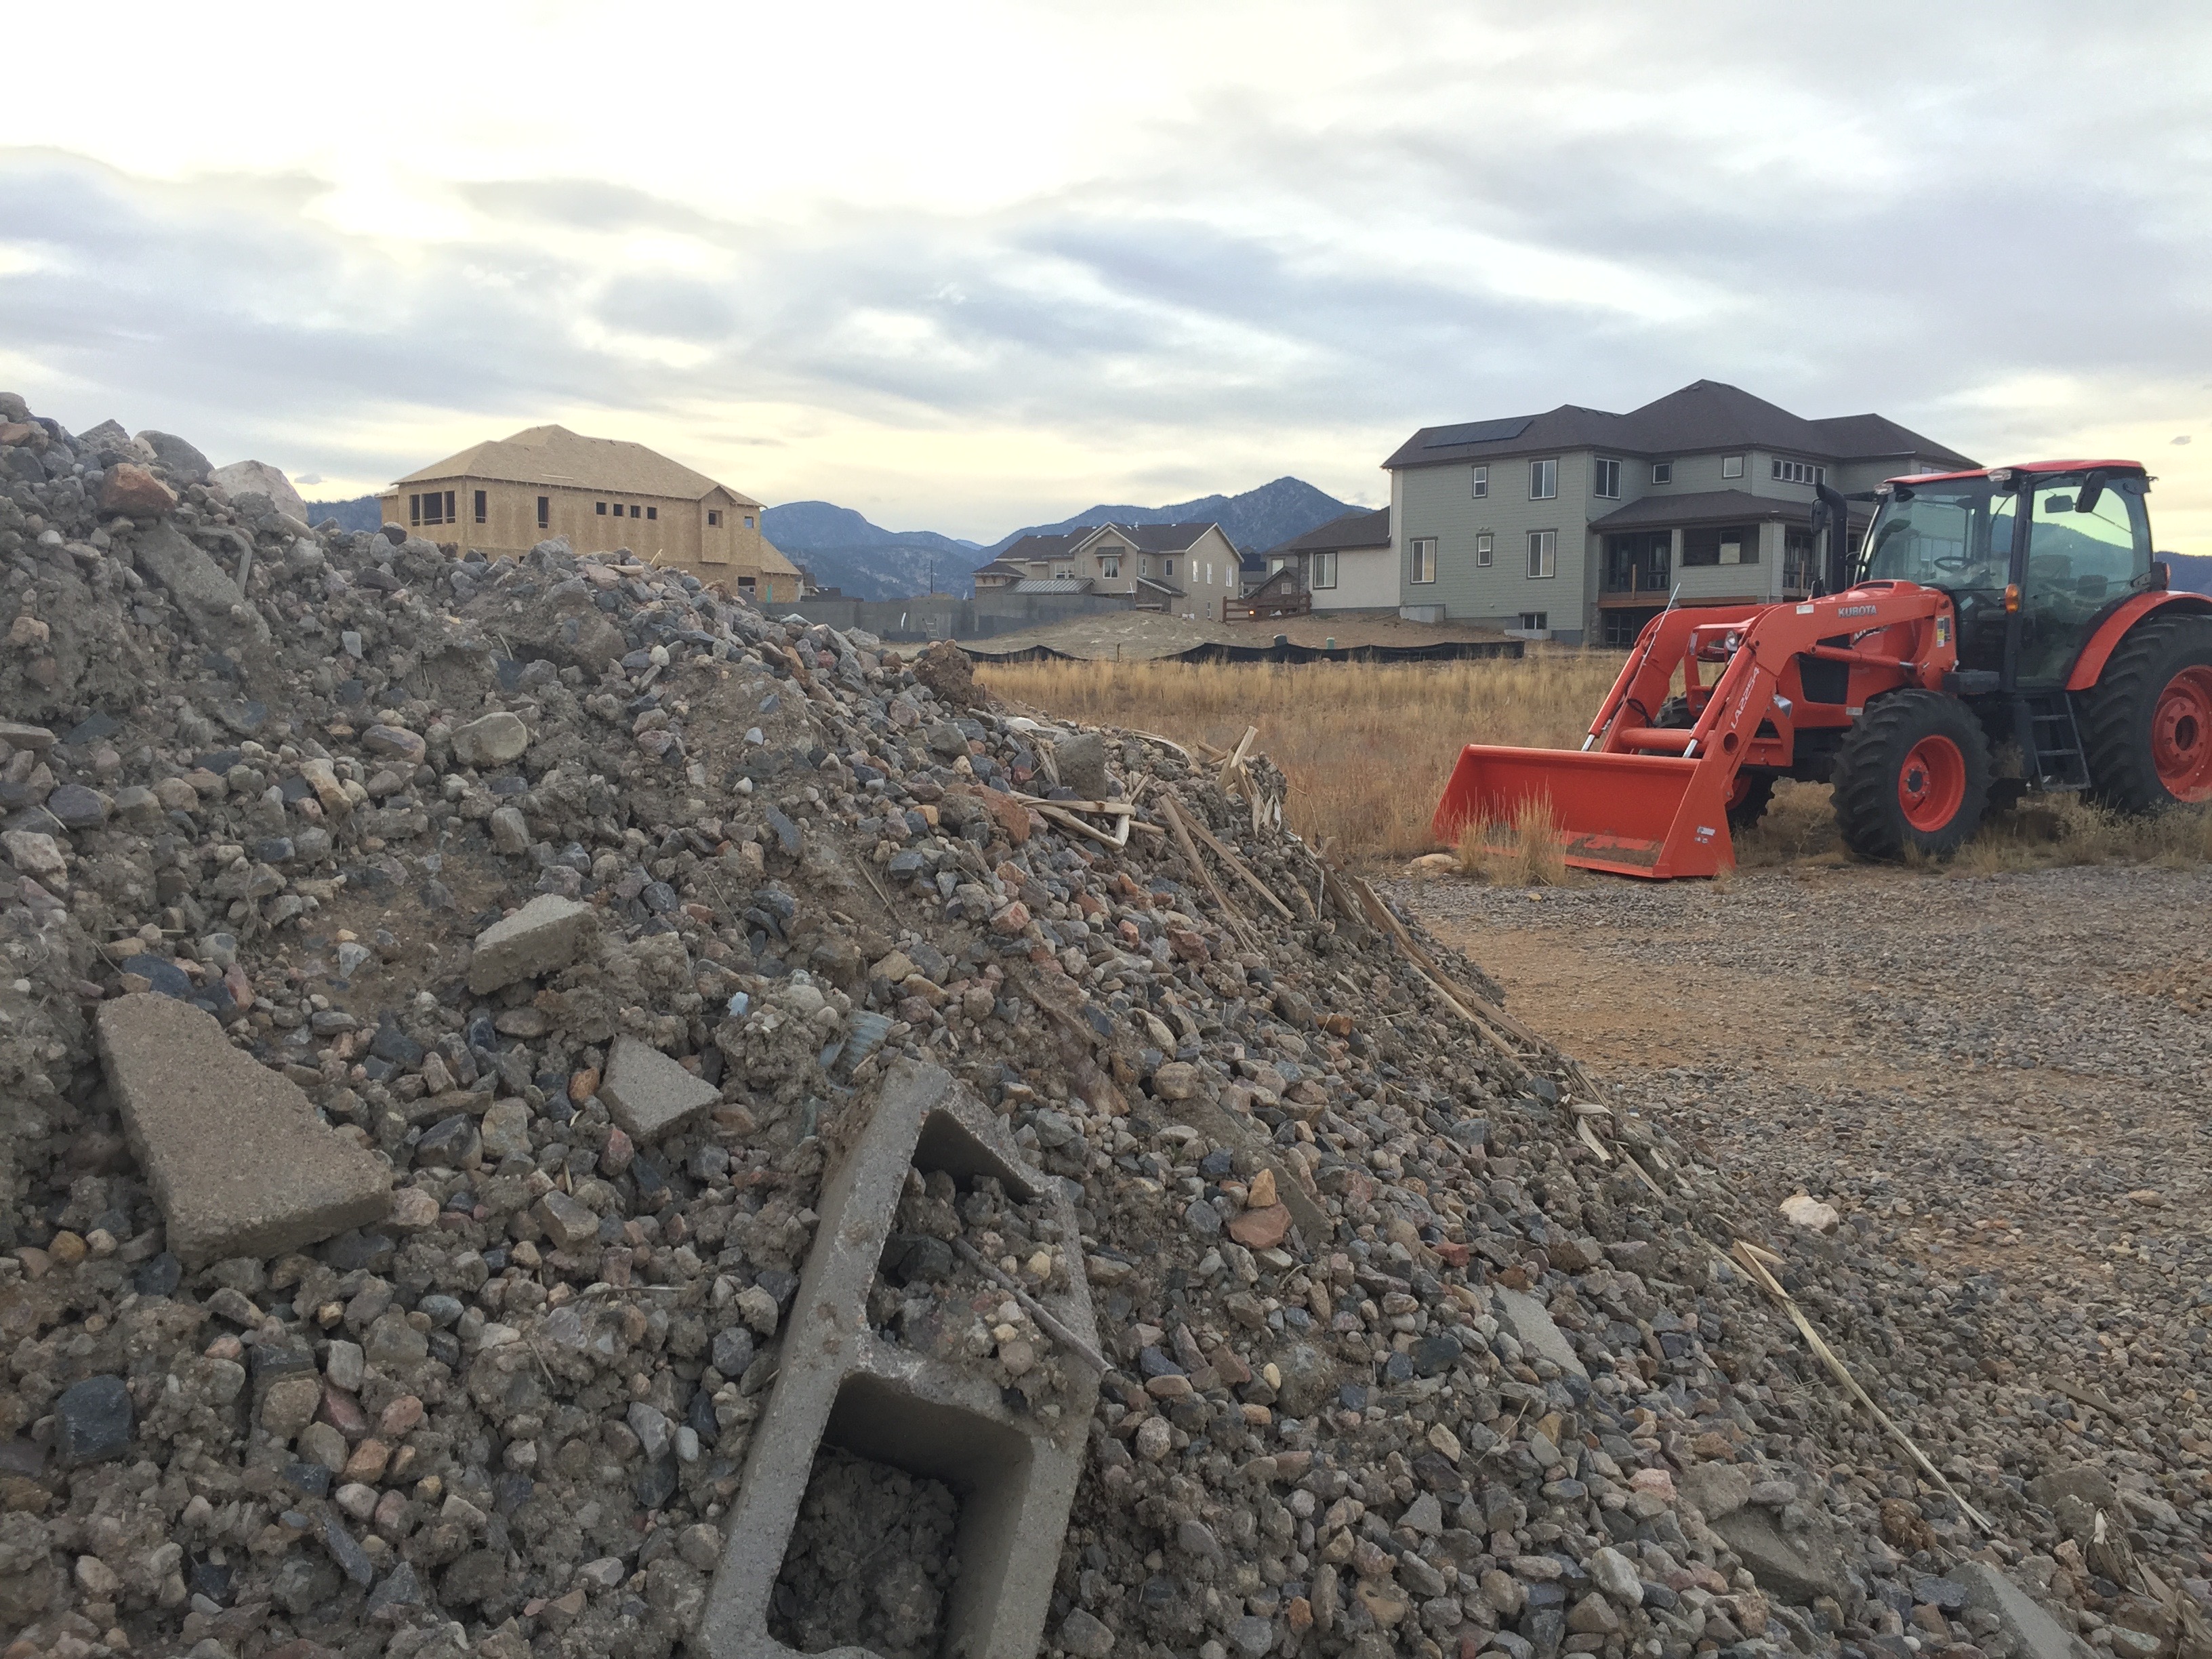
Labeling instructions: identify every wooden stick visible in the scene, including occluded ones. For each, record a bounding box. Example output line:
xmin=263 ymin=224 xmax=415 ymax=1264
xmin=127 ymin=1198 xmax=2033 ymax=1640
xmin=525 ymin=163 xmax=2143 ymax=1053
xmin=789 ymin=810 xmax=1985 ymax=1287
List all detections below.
xmin=1176 ymin=811 xmax=1294 ymax=921
xmin=950 ymin=1237 xmax=1109 ymax=1373
xmin=1162 ymin=796 xmax=1257 ymax=951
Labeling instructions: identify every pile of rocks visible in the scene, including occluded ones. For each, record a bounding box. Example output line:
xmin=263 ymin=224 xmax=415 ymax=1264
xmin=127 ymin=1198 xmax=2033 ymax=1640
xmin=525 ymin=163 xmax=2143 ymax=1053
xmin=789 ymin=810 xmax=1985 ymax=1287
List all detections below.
xmin=0 ymin=395 xmax=2165 ymax=1659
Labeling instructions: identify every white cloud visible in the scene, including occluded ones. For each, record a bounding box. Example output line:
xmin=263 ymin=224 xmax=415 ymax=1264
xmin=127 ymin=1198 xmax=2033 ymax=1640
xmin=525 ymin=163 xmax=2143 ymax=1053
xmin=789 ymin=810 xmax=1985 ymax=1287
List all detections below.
xmin=1 ymin=1 xmax=2210 ymax=545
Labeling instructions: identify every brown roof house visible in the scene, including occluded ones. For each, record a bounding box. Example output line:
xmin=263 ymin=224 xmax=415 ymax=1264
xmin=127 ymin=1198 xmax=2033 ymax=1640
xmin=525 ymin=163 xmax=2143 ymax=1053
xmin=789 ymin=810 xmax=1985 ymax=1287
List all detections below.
xmin=991 ymin=522 xmax=1243 ymax=619
xmin=378 ymin=425 xmax=803 ymax=605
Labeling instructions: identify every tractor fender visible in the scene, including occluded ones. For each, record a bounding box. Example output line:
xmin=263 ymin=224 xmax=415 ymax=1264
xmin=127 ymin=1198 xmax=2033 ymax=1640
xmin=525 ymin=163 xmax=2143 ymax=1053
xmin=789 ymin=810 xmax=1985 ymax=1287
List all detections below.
xmin=2065 ymin=590 xmax=2212 ymax=691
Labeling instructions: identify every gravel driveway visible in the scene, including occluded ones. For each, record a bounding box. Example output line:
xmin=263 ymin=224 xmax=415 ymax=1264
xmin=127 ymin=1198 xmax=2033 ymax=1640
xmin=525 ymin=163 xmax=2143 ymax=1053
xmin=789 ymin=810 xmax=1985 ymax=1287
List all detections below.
xmin=1396 ymin=861 xmax=2212 ymax=1637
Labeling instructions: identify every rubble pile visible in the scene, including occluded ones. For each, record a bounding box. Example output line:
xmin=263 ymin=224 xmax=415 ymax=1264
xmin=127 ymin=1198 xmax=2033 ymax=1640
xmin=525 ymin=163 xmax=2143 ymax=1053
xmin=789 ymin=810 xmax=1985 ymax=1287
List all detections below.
xmin=0 ymin=394 xmax=2186 ymax=1659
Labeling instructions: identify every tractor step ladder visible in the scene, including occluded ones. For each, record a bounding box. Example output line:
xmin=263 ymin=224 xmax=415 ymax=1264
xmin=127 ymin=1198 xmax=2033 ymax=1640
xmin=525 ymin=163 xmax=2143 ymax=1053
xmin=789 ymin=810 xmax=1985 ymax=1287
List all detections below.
xmin=2014 ymin=691 xmax=2091 ymax=790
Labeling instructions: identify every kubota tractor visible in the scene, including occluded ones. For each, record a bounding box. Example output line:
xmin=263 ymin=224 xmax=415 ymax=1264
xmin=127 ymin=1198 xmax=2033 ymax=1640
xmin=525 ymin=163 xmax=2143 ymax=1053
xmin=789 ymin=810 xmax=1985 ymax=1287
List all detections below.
xmin=1433 ymin=461 xmax=2212 ymax=877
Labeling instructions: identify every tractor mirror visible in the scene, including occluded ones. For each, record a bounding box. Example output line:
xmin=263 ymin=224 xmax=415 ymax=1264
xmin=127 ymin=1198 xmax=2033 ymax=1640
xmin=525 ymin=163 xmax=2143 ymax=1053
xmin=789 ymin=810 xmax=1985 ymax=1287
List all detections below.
xmin=2074 ymin=476 xmax=2105 ymax=515
xmin=2043 ymin=493 xmax=2074 ymax=514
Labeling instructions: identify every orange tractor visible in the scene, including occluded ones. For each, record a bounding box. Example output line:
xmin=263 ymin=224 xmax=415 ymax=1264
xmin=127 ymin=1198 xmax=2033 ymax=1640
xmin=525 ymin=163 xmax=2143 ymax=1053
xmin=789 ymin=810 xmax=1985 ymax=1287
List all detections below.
xmin=1435 ymin=461 xmax=2212 ymax=876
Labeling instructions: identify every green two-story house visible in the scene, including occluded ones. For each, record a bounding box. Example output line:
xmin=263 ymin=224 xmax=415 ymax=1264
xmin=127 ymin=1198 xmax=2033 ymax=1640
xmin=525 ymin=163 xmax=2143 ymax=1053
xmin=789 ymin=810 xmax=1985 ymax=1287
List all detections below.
xmin=1383 ymin=380 xmax=1975 ymax=644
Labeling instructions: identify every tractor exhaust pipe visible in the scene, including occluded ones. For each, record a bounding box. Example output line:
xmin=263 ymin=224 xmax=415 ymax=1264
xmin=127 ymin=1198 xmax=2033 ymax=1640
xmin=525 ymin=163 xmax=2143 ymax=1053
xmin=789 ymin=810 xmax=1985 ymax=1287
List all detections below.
xmin=1814 ymin=483 xmax=1853 ymax=595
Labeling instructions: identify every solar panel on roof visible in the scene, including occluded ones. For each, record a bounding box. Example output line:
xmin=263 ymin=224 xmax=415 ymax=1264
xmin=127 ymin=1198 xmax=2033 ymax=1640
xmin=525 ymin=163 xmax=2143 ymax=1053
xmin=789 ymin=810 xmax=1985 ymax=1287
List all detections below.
xmin=1422 ymin=417 xmax=1534 ymax=448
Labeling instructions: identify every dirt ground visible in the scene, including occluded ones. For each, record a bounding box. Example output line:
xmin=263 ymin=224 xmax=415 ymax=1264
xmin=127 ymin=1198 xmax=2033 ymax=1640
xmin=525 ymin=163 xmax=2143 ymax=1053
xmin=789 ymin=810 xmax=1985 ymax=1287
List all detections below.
xmin=1394 ymin=862 xmax=2212 ymax=1507
xmin=963 ymin=608 xmax=1508 ymax=660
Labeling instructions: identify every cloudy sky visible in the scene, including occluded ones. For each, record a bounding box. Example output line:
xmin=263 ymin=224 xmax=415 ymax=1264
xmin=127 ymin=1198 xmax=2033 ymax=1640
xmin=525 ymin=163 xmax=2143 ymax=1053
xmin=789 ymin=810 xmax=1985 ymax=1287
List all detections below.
xmin=3 ymin=0 xmax=2209 ymax=548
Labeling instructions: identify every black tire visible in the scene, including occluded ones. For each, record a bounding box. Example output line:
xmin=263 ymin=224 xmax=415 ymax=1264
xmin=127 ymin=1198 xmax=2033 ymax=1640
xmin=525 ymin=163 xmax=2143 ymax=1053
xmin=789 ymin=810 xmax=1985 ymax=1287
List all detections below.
xmin=2079 ymin=613 xmax=2212 ymax=813
xmin=1727 ymin=771 xmax=1777 ymax=830
xmin=1832 ymin=690 xmax=1992 ymax=860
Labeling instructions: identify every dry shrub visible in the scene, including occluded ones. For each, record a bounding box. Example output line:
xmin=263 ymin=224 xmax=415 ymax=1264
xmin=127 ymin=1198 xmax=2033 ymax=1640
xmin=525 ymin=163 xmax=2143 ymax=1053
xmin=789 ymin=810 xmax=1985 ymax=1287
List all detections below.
xmin=976 ymin=649 xmax=1620 ymax=862
xmin=1454 ymin=797 xmax=1571 ymax=886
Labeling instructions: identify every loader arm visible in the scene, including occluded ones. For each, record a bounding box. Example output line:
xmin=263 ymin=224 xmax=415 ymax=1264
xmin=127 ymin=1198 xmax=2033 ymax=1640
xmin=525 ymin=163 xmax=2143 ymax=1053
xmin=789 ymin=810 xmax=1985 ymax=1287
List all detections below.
xmin=1435 ymin=583 xmax=1958 ymax=878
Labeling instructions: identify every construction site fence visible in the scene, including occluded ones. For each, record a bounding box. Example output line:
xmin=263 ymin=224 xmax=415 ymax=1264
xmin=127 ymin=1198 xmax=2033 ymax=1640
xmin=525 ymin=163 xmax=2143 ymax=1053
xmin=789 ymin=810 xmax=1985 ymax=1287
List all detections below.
xmin=961 ymin=638 xmax=1528 ymax=666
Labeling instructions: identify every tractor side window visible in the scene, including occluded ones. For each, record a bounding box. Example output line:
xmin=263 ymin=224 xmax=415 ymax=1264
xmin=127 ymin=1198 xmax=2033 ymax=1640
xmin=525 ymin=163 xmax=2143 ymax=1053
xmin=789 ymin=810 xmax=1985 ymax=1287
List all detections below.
xmin=1863 ymin=487 xmax=2009 ymax=590
xmin=2028 ymin=480 xmax=2146 ymax=598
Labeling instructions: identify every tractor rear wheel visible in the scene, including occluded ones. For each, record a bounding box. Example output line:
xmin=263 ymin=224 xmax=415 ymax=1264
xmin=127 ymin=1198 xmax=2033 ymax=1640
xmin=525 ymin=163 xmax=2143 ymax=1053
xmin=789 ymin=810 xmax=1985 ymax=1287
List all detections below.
xmin=2080 ymin=613 xmax=2212 ymax=811
xmin=1832 ymin=690 xmax=1992 ymax=861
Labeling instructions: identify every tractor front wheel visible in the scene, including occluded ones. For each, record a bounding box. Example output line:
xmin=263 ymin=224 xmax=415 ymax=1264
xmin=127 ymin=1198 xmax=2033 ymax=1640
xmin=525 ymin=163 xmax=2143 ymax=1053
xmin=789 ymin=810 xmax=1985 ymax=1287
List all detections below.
xmin=2081 ymin=613 xmax=2212 ymax=811
xmin=1832 ymin=691 xmax=1992 ymax=861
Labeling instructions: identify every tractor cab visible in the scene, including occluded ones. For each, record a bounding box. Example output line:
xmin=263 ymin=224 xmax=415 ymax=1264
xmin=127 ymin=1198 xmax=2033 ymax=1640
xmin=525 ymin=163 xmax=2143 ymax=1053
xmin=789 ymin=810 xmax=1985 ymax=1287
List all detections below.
xmin=1858 ymin=462 xmax=2157 ymax=688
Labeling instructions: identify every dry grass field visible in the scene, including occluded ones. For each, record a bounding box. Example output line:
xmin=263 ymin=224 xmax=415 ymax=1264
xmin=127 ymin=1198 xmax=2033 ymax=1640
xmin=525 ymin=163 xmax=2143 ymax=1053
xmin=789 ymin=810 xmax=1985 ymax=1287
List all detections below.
xmin=977 ymin=649 xmax=1621 ymax=859
xmin=979 ymin=647 xmax=2212 ymax=876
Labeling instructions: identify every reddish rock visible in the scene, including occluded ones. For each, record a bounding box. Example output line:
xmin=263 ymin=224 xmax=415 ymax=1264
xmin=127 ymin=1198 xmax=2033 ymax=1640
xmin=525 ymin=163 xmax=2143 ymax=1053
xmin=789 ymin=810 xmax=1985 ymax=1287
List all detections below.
xmin=1167 ymin=928 xmax=1210 ymax=963
xmin=989 ymin=901 xmax=1031 ymax=937
xmin=1227 ymin=1203 xmax=1292 ymax=1250
xmin=100 ymin=463 xmax=178 ymax=517
xmin=977 ymin=787 xmax=1031 ymax=845
xmin=319 ymin=1383 xmax=370 ymax=1441
xmin=377 ymin=1395 xmax=425 ymax=1437
xmin=600 ymin=1124 xmax=635 ymax=1174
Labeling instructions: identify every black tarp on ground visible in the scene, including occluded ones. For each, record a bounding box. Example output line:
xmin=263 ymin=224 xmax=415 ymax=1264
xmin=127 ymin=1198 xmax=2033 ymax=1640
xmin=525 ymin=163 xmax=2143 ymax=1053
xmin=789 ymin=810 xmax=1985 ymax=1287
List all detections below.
xmin=962 ymin=637 xmax=1526 ymax=665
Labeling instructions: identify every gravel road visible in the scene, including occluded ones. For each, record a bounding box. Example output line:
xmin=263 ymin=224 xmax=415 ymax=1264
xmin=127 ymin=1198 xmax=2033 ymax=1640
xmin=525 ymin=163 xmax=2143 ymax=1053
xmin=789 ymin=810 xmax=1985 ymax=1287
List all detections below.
xmin=1397 ymin=861 xmax=2212 ymax=1643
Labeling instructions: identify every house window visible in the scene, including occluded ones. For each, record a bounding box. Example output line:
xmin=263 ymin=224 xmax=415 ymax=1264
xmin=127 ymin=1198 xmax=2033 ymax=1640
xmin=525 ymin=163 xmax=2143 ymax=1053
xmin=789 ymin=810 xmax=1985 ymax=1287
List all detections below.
xmin=1682 ymin=525 xmax=1759 ymax=567
xmin=1053 ymin=565 xmax=1074 ymax=580
xmin=743 ymin=515 xmax=754 ymax=529
xmin=708 ymin=510 xmax=721 ymax=527
xmin=1311 ymin=551 xmax=1337 ymax=589
xmin=596 ymin=501 xmax=609 ymax=516
xmin=1652 ymin=462 xmax=1673 ymax=485
xmin=1519 ymin=611 xmax=1549 ymax=631
xmin=1529 ymin=458 xmax=1557 ymax=500
xmin=1409 ymin=537 xmax=1437 ymax=583
xmin=1477 ymin=533 xmax=1494 ymax=568
xmin=410 ymin=489 xmax=453 ymax=527
xmin=630 ymin=504 xmax=641 ymax=518
xmin=1141 ymin=556 xmax=1152 ymax=577
xmin=647 ymin=506 xmax=658 ymax=520
xmin=1164 ymin=559 xmax=1174 ymax=577
xmin=738 ymin=576 xmax=756 ymax=594
xmin=474 ymin=489 xmax=487 ymax=524
xmin=408 ymin=493 xmax=419 ymax=527
xmin=1527 ymin=529 xmax=1556 ymax=579
xmin=1471 ymin=465 xmax=1488 ymax=499
xmin=1722 ymin=455 xmax=1745 ymax=478
xmin=536 ymin=495 xmax=549 ymax=529
xmin=1099 ymin=556 xmax=1120 ymax=578
xmin=1593 ymin=458 xmax=1621 ymax=499
xmin=1770 ymin=458 xmax=1827 ymax=485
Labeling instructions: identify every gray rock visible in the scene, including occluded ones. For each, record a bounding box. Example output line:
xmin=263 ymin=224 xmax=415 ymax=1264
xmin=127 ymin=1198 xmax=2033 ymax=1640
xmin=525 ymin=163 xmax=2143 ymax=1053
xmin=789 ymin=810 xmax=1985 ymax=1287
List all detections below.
xmin=453 ymin=711 xmax=531 ymax=767
xmin=135 ymin=429 xmax=213 ymax=482
xmin=45 ymin=784 xmax=109 ymax=829
xmin=1054 ymin=731 xmax=1112 ymax=798
xmin=1492 ymin=1286 xmax=1588 ymax=1380
xmin=2026 ymin=1465 xmax=2115 ymax=1511
xmin=1059 ymin=1608 xmax=1116 ymax=1658
xmin=129 ymin=520 xmax=268 ymax=649
xmin=601 ymin=1034 xmax=719 ymax=1142
xmin=466 ymin=894 xmax=596 ymax=994
xmin=1948 ymin=1561 xmax=2097 ymax=1659
xmin=54 ymin=1375 xmax=131 ymax=1466
xmin=321 ymin=1515 xmax=374 ymax=1587
xmin=211 ymin=459 xmax=307 ymax=520
xmin=478 ymin=1097 xmax=533 ymax=1161
xmin=1227 ymin=1614 xmax=1275 ymax=1658
xmin=627 ymin=1401 xmax=674 ymax=1460
xmin=1678 ymin=1460 xmax=1751 ymax=1521
xmin=1708 ymin=1503 xmax=1846 ymax=1606
xmin=489 ymin=805 xmax=531 ymax=854
xmin=1589 ymin=1545 xmax=1641 ymax=1605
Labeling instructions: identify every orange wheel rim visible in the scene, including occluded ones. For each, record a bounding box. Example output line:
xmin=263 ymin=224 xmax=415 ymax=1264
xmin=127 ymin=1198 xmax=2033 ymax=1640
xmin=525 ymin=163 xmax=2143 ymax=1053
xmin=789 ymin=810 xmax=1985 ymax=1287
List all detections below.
xmin=2152 ymin=665 xmax=2212 ymax=801
xmin=1897 ymin=735 xmax=1966 ymax=832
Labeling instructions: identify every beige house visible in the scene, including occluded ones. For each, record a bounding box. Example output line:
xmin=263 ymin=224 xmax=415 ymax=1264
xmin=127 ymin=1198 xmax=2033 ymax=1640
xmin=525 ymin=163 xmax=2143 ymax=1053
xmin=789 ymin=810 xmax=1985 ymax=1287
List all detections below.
xmin=379 ymin=424 xmax=803 ymax=604
xmin=990 ymin=521 xmax=1244 ymax=619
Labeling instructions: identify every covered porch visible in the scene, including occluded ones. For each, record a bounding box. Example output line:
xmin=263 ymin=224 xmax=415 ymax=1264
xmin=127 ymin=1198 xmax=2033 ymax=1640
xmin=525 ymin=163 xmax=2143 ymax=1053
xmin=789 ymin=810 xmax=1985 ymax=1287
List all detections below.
xmin=1588 ymin=489 xmax=1866 ymax=647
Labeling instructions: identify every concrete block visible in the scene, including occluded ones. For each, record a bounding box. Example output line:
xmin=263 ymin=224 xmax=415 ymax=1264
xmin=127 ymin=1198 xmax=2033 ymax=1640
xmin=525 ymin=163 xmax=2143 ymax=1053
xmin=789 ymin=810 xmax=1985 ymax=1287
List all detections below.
xmin=1492 ymin=1286 xmax=1588 ymax=1380
xmin=1949 ymin=1561 xmax=2097 ymax=1659
xmin=466 ymin=895 xmax=595 ymax=994
xmin=601 ymin=1035 xmax=720 ymax=1142
xmin=96 ymin=994 xmax=391 ymax=1267
xmin=699 ymin=1059 xmax=1099 ymax=1659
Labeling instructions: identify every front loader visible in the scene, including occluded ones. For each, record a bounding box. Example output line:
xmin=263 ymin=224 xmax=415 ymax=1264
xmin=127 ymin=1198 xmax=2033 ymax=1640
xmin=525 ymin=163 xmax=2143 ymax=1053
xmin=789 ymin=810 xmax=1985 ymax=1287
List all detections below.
xmin=1434 ymin=461 xmax=2212 ymax=876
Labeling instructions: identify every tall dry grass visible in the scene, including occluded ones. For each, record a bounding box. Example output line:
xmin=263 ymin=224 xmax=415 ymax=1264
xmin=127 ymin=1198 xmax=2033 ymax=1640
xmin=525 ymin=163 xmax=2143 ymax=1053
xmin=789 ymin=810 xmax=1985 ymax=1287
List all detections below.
xmin=1454 ymin=797 xmax=1571 ymax=886
xmin=977 ymin=650 xmax=1623 ymax=861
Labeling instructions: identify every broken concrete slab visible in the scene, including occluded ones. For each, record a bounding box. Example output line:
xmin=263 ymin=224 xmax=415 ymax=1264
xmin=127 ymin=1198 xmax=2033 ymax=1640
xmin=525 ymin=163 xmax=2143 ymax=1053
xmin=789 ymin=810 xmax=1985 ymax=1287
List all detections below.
xmin=700 ymin=1059 xmax=1099 ymax=1659
xmin=1492 ymin=1286 xmax=1588 ymax=1380
xmin=129 ymin=520 xmax=269 ymax=651
xmin=1679 ymin=1460 xmax=1753 ymax=1521
xmin=601 ymin=1035 xmax=720 ymax=1142
xmin=96 ymin=993 xmax=391 ymax=1267
xmin=466 ymin=894 xmax=596 ymax=994
xmin=1949 ymin=1561 xmax=2097 ymax=1659
xmin=1708 ymin=1504 xmax=1846 ymax=1605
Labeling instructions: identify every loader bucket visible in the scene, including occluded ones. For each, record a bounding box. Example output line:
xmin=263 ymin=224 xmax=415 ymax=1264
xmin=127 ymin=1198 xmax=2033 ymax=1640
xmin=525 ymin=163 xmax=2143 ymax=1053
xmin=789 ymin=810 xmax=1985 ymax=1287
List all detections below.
xmin=1432 ymin=743 xmax=1737 ymax=879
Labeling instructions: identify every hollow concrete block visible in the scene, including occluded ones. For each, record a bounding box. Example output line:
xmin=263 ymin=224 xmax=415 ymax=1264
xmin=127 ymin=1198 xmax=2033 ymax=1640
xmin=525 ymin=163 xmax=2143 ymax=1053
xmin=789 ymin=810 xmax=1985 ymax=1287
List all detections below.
xmin=699 ymin=1058 xmax=1100 ymax=1659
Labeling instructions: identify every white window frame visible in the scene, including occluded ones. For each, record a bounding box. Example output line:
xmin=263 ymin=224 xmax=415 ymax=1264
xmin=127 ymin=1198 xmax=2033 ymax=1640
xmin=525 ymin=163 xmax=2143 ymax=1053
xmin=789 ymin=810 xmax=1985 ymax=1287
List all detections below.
xmin=1053 ymin=564 xmax=1075 ymax=581
xmin=1471 ymin=465 xmax=1488 ymax=499
xmin=1519 ymin=610 xmax=1549 ymax=631
xmin=1770 ymin=458 xmax=1828 ymax=486
xmin=1651 ymin=462 xmax=1673 ymax=485
xmin=1722 ymin=454 xmax=1745 ymax=479
xmin=1527 ymin=529 xmax=1556 ymax=579
xmin=1311 ymin=551 xmax=1337 ymax=590
xmin=1593 ymin=457 xmax=1621 ymax=499
xmin=1529 ymin=458 xmax=1557 ymax=500
xmin=1476 ymin=532 xmax=1494 ymax=568
xmin=1409 ymin=537 xmax=1437 ymax=584
xmin=1099 ymin=556 xmax=1120 ymax=578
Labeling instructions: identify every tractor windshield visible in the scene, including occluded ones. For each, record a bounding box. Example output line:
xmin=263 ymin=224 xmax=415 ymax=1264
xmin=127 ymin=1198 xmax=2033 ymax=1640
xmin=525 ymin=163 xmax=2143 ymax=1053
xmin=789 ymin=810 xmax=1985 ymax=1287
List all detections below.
xmin=1859 ymin=480 xmax=2015 ymax=591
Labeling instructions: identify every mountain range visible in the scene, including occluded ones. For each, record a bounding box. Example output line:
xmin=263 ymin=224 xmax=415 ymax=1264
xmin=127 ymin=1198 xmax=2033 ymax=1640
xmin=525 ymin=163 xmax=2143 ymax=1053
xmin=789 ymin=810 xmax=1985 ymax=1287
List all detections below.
xmin=766 ymin=476 xmax=1359 ymax=599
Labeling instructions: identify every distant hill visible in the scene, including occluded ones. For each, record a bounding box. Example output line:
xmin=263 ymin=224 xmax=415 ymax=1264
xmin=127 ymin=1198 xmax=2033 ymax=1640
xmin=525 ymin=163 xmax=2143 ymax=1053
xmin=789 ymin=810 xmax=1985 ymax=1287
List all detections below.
xmin=760 ymin=502 xmax=982 ymax=601
xmin=2164 ymin=552 xmax=2212 ymax=596
xmin=983 ymin=476 xmax=1355 ymax=560
xmin=305 ymin=495 xmax=384 ymax=533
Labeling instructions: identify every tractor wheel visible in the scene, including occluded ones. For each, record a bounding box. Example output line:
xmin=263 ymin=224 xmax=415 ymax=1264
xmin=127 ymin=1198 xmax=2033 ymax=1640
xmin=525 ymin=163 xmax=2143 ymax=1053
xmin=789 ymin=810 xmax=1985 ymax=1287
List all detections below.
xmin=2080 ymin=613 xmax=2212 ymax=811
xmin=1727 ymin=771 xmax=1777 ymax=830
xmin=1832 ymin=690 xmax=1992 ymax=860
